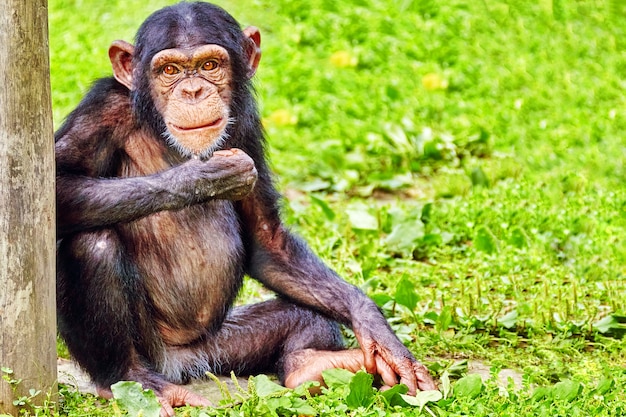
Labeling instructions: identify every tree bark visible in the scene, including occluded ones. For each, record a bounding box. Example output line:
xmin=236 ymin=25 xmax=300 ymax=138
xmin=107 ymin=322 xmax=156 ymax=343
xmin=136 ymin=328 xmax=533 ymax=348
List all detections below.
xmin=0 ymin=0 xmax=57 ymax=414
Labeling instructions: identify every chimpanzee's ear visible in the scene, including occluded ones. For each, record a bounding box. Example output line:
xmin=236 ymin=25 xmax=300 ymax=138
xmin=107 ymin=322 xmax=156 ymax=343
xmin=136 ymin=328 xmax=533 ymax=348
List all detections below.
xmin=242 ymin=26 xmax=261 ymax=79
xmin=109 ymin=40 xmax=135 ymax=90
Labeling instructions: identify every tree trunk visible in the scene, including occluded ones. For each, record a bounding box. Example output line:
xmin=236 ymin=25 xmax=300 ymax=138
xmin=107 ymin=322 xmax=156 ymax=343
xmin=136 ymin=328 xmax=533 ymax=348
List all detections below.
xmin=0 ymin=0 xmax=57 ymax=414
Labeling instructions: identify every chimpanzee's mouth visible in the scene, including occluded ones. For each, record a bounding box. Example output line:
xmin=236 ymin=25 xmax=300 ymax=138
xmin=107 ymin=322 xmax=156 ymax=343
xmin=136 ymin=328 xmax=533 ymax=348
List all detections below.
xmin=171 ymin=117 xmax=224 ymax=132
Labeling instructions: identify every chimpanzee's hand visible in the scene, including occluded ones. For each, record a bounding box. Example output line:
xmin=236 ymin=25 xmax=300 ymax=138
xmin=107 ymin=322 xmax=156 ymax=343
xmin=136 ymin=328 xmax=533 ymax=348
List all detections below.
xmin=166 ymin=148 xmax=258 ymax=203
xmin=355 ymin=326 xmax=437 ymax=394
xmin=206 ymin=148 xmax=258 ymax=200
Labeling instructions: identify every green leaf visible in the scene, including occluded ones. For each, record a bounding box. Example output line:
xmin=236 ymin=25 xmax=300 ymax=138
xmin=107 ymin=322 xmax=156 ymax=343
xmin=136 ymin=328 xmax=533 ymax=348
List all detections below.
xmin=454 ymin=374 xmax=483 ymax=398
xmin=345 ymin=371 xmax=375 ymax=408
xmin=266 ymin=396 xmax=292 ymax=412
xmin=593 ymin=315 xmax=617 ymax=333
xmin=254 ymin=374 xmax=288 ymax=397
xmin=322 ymin=368 xmax=354 ymax=388
xmin=593 ymin=314 xmax=626 ymax=338
xmin=381 ymin=383 xmax=409 ymax=407
xmin=370 ymin=293 xmax=394 ymax=307
xmin=593 ymin=378 xmax=615 ymax=395
xmin=441 ymin=371 xmax=452 ymax=399
xmin=287 ymin=397 xmax=317 ymax=415
xmin=613 ymin=315 xmax=626 ymax=323
xmin=474 ymin=226 xmax=498 ymax=254
xmin=400 ymin=390 xmax=443 ymax=411
xmin=384 ymin=124 xmax=412 ymax=152
xmin=395 ymin=275 xmax=419 ymax=311
xmin=509 ymin=226 xmax=529 ymax=248
xmin=498 ymin=309 xmax=518 ymax=329
xmin=310 ymin=194 xmax=336 ymax=221
xmin=385 ymin=220 xmax=425 ymax=252
xmin=469 ymin=165 xmax=490 ymax=188
xmin=447 ymin=360 xmax=469 ymax=377
xmin=111 ymin=381 xmax=161 ymax=417
xmin=531 ymin=386 xmax=551 ymax=402
xmin=553 ymin=379 xmax=582 ymax=401
xmin=421 ymin=203 xmax=433 ymax=224
xmin=346 ymin=208 xmax=378 ymax=230
xmin=436 ymin=306 xmax=453 ymax=332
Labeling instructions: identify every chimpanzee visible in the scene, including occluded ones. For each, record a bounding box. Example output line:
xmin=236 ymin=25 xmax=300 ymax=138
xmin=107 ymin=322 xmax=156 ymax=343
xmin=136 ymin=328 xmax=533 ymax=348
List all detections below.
xmin=55 ymin=2 xmax=436 ymax=415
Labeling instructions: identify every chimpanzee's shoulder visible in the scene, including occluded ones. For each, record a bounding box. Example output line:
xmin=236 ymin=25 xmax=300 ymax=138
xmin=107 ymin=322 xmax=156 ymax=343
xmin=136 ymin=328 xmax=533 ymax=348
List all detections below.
xmin=55 ymin=77 xmax=133 ymax=141
xmin=81 ymin=77 xmax=132 ymax=112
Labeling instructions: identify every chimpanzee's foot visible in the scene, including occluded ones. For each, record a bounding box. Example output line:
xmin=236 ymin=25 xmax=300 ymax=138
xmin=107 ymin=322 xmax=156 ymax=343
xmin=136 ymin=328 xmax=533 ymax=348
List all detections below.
xmin=283 ymin=348 xmax=397 ymax=391
xmin=97 ymin=382 xmax=211 ymax=417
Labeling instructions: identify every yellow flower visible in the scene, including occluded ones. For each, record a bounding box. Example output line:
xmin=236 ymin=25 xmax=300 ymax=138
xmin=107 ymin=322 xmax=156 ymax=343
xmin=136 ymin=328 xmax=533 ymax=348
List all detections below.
xmin=330 ymin=50 xmax=358 ymax=68
xmin=421 ymin=72 xmax=448 ymax=91
xmin=264 ymin=109 xmax=297 ymax=127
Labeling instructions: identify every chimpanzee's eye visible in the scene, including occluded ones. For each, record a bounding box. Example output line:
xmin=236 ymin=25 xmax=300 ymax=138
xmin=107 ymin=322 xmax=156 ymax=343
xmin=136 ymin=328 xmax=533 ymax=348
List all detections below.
xmin=202 ymin=60 xmax=219 ymax=71
xmin=163 ymin=64 xmax=180 ymax=75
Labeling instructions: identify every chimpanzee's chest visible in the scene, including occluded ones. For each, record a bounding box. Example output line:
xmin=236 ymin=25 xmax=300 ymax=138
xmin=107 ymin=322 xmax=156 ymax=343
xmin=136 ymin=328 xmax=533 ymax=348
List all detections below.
xmin=120 ymin=201 xmax=246 ymax=345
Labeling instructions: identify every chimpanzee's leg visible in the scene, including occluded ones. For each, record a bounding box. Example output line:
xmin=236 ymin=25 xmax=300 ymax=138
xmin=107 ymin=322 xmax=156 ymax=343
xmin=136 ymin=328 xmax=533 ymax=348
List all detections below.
xmin=161 ymin=298 xmax=372 ymax=386
xmin=57 ymin=230 xmax=165 ymax=389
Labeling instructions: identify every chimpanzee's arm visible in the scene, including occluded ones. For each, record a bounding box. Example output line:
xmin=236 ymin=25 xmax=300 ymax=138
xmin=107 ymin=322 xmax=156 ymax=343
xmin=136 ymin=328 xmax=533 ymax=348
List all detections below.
xmin=57 ymin=153 xmax=256 ymax=237
xmin=238 ymin=178 xmax=437 ymax=393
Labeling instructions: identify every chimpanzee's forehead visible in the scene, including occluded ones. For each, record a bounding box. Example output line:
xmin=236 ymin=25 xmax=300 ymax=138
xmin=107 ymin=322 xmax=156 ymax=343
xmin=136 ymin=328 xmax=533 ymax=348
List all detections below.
xmin=135 ymin=2 xmax=242 ymax=58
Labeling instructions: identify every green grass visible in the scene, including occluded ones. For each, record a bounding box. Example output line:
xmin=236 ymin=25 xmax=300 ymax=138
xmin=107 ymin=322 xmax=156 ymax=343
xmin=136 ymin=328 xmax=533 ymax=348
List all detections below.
xmin=18 ymin=0 xmax=625 ymax=415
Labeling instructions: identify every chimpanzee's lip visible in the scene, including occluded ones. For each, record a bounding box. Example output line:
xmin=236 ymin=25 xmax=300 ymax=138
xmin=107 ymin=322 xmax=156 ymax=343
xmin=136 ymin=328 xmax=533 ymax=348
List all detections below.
xmin=171 ymin=118 xmax=224 ymax=131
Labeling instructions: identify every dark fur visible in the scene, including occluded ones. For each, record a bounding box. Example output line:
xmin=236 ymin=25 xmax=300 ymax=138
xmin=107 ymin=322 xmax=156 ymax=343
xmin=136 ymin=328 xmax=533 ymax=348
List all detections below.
xmin=56 ymin=1 xmax=421 ymax=395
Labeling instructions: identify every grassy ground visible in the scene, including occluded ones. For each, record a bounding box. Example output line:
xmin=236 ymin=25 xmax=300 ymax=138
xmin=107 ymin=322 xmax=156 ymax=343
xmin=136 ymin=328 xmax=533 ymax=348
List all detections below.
xmin=17 ymin=0 xmax=625 ymax=415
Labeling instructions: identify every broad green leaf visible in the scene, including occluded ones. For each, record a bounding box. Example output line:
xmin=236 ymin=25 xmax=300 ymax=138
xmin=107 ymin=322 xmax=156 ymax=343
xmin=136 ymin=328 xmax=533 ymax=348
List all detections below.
xmin=553 ymin=379 xmax=582 ymax=401
xmin=474 ymin=226 xmax=498 ymax=254
xmin=423 ymin=311 xmax=439 ymax=325
xmin=437 ymin=306 xmax=453 ymax=332
xmin=498 ymin=309 xmax=518 ymax=329
xmin=322 ymin=368 xmax=354 ymax=388
xmin=346 ymin=208 xmax=378 ymax=230
xmin=454 ymin=374 xmax=483 ymax=398
xmin=254 ymin=374 xmax=288 ymax=397
xmin=421 ymin=203 xmax=433 ymax=223
xmin=395 ymin=275 xmax=419 ymax=311
xmin=111 ymin=381 xmax=161 ymax=417
xmin=422 ymin=232 xmax=443 ymax=246
xmin=293 ymin=380 xmax=320 ymax=397
xmin=469 ymin=165 xmax=490 ymax=188
xmin=423 ymin=140 xmax=442 ymax=160
xmin=400 ymin=390 xmax=443 ymax=411
xmin=287 ymin=397 xmax=317 ymax=415
xmin=380 ymin=383 xmax=409 ymax=407
xmin=345 ymin=371 xmax=375 ymax=408
xmin=593 ymin=315 xmax=624 ymax=335
xmin=509 ymin=227 xmax=529 ymax=248
xmin=266 ymin=396 xmax=292 ymax=412
xmin=613 ymin=315 xmax=626 ymax=323
xmin=593 ymin=378 xmax=615 ymax=395
xmin=370 ymin=293 xmax=393 ymax=307
xmin=531 ymin=386 xmax=551 ymax=402
xmin=385 ymin=220 xmax=425 ymax=252
xmin=593 ymin=315 xmax=626 ymax=338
